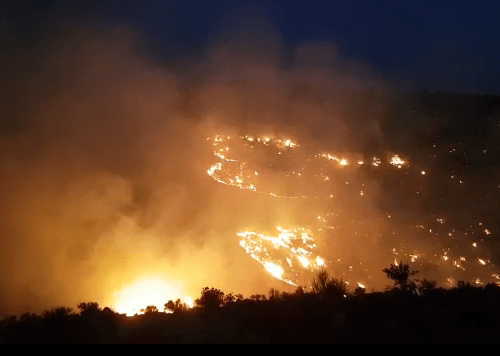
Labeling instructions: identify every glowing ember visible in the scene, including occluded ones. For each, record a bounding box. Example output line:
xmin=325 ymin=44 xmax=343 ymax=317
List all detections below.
xmin=372 ymin=157 xmax=381 ymax=167
xmin=315 ymin=256 xmax=325 ymax=266
xmin=389 ymin=155 xmax=406 ymax=168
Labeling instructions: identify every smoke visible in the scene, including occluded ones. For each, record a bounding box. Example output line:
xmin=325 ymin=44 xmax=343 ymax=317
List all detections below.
xmin=1 ymin=6 xmax=496 ymax=316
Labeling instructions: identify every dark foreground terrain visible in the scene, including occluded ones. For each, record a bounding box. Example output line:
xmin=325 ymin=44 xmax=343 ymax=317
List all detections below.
xmin=1 ymin=280 xmax=500 ymax=344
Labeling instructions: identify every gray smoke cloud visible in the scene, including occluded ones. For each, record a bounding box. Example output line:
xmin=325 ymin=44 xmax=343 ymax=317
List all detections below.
xmin=1 ymin=6 xmax=496 ymax=316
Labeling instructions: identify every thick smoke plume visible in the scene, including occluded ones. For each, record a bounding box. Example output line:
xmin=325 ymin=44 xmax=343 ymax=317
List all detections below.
xmin=1 ymin=7 xmax=496 ymax=316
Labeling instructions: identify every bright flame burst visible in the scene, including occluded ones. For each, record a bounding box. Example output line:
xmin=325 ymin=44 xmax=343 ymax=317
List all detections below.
xmin=237 ymin=227 xmax=326 ymax=285
xmin=113 ymin=276 xmax=190 ymax=316
xmin=389 ymin=154 xmax=406 ymax=168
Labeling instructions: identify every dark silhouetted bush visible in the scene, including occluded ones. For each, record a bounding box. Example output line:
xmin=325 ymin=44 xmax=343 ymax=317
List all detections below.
xmin=383 ymin=261 xmax=419 ymax=291
xmin=195 ymin=287 xmax=225 ymax=310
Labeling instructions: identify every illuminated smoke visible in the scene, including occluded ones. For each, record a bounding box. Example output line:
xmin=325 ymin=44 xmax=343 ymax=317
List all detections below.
xmin=0 ymin=5 xmax=498 ymax=317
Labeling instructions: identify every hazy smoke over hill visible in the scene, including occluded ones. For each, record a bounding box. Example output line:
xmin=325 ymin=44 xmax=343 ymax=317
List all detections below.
xmin=1 ymin=6 xmax=499 ymax=316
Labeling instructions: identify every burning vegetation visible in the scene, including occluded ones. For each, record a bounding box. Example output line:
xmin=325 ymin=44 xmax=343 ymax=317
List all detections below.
xmin=206 ymin=129 xmax=500 ymax=290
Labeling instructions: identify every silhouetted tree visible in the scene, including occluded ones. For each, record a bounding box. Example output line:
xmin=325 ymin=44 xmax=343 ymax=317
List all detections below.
xmin=43 ymin=307 xmax=74 ymax=320
xmin=414 ymin=278 xmax=437 ymax=296
xmin=383 ymin=261 xmax=419 ymax=291
xmin=325 ymin=278 xmax=349 ymax=299
xmin=20 ymin=313 xmax=40 ymax=322
xmin=78 ymin=302 xmax=100 ymax=311
xmin=77 ymin=302 xmax=101 ymax=317
xmin=280 ymin=291 xmax=293 ymax=301
xmin=268 ymin=288 xmax=281 ymax=301
xmin=250 ymin=294 xmax=267 ymax=301
xmin=141 ymin=305 xmax=159 ymax=315
xmin=458 ymin=280 xmax=473 ymax=289
xmin=165 ymin=299 xmax=188 ymax=314
xmin=312 ymin=270 xmax=329 ymax=293
xmin=165 ymin=300 xmax=175 ymax=313
xmin=312 ymin=270 xmax=349 ymax=299
xmin=354 ymin=286 xmax=366 ymax=296
xmin=176 ymin=299 xmax=188 ymax=312
xmin=224 ymin=293 xmax=236 ymax=304
xmin=40 ymin=307 xmax=78 ymax=343
xmin=294 ymin=285 xmax=307 ymax=297
xmin=195 ymin=287 xmax=225 ymax=310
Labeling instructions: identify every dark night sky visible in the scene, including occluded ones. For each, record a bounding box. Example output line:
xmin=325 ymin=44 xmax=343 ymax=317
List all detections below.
xmin=2 ymin=0 xmax=500 ymax=94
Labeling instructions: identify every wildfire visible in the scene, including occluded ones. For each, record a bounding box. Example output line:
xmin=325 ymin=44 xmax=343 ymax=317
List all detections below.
xmin=113 ymin=276 xmax=190 ymax=316
xmin=206 ymin=133 xmax=498 ymax=288
xmin=389 ymin=154 xmax=406 ymax=168
xmin=207 ymin=134 xmax=415 ymax=199
xmin=264 ymin=262 xmax=285 ymax=280
xmin=237 ymin=227 xmax=326 ymax=285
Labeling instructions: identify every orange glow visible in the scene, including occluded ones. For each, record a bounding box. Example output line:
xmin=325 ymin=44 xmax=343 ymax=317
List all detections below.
xmin=2 ymin=18 xmax=500 ymax=320
xmin=184 ymin=296 xmax=194 ymax=309
xmin=113 ymin=276 xmax=189 ymax=316
xmin=237 ymin=227 xmax=325 ymax=285
xmin=264 ymin=262 xmax=285 ymax=280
